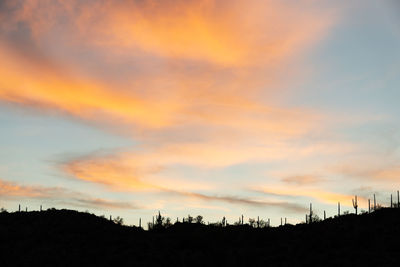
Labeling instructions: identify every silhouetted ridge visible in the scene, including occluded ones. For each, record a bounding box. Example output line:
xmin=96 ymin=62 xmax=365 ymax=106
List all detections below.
xmin=0 ymin=208 xmax=399 ymax=266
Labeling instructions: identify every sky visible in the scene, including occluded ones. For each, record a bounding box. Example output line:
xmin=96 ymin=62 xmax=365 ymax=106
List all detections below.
xmin=1 ymin=0 xmax=400 ymax=227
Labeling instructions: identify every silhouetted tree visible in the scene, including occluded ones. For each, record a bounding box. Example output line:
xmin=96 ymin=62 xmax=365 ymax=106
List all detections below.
xmin=310 ymin=213 xmax=321 ymax=222
xmin=154 ymin=211 xmax=165 ymax=229
xmin=195 ymin=215 xmax=204 ymax=224
xmin=186 ymin=214 xmax=193 ymax=223
xmin=258 ymin=219 xmax=267 ymax=228
xmin=248 ymin=218 xmax=256 ymax=228
xmin=164 ymin=217 xmax=172 ymax=228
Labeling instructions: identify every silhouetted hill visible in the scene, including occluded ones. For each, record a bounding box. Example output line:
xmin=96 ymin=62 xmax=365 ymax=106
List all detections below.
xmin=0 ymin=208 xmax=399 ymax=266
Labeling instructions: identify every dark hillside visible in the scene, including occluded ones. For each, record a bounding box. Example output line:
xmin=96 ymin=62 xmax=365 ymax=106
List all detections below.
xmin=0 ymin=208 xmax=399 ymax=266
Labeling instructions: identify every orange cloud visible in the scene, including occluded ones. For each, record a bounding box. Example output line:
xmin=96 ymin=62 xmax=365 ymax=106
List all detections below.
xmin=257 ymin=187 xmax=366 ymax=207
xmin=0 ymin=0 xmax=339 ymax=137
xmin=0 ymin=178 xmax=138 ymax=210
xmin=281 ymin=175 xmax=324 ymax=186
xmin=59 ymin=137 xmax=357 ymax=199
xmin=332 ymin=162 xmax=400 ymax=182
xmin=375 ymin=167 xmax=400 ymax=180
xmin=0 ymin=179 xmax=49 ymax=198
xmin=0 ymin=43 xmax=180 ymax=128
xmin=62 ymin=154 xmax=157 ymax=191
xmin=5 ymin=0 xmax=336 ymax=66
xmin=62 ymin=155 xmax=308 ymax=212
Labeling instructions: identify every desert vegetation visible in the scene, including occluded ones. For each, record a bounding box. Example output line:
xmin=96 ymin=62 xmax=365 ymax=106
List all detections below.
xmin=0 ymin=191 xmax=399 ymax=266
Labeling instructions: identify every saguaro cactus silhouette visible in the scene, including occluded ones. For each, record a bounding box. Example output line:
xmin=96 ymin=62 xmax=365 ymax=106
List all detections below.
xmin=309 ymin=203 xmax=313 ymax=224
xmin=338 ymin=202 xmax=341 ymax=217
xmin=368 ymin=199 xmax=371 ymax=213
xmin=352 ymin=195 xmax=358 ymax=215
xmin=398 ymin=190 xmax=399 ymax=207
xmin=391 ymin=194 xmax=393 ymax=208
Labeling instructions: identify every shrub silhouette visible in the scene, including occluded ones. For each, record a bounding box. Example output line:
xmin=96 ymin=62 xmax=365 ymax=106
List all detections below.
xmin=113 ymin=216 xmax=124 ymax=225
xmin=194 ymin=215 xmax=204 ymax=224
xmin=186 ymin=214 xmax=194 ymax=223
xmin=153 ymin=211 xmax=165 ymax=229
xmin=310 ymin=213 xmax=321 ymax=222
xmin=258 ymin=219 xmax=267 ymax=228
xmin=248 ymin=218 xmax=256 ymax=227
xmin=164 ymin=217 xmax=172 ymax=228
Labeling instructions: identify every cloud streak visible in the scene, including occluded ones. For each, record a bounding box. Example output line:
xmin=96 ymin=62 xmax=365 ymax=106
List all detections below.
xmin=256 ymin=187 xmax=366 ymax=207
xmin=0 ymin=178 xmax=139 ymax=210
xmin=58 ymin=151 xmax=307 ymax=212
xmin=168 ymin=190 xmax=307 ymax=213
xmin=1 ymin=0 xmax=337 ymax=65
xmin=281 ymin=175 xmax=325 ymax=186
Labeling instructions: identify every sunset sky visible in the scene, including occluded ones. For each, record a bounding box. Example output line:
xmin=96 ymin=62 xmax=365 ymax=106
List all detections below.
xmin=1 ymin=0 xmax=400 ymax=226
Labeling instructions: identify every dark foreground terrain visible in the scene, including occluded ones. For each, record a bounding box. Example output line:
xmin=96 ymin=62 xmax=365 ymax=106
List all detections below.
xmin=0 ymin=208 xmax=399 ymax=266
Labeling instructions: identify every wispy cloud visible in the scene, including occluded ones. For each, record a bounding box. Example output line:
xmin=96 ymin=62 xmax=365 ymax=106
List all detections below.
xmin=0 ymin=0 xmax=338 ymax=133
xmin=59 ymin=141 xmax=357 ymax=193
xmin=281 ymin=175 xmax=325 ymax=186
xmin=255 ymin=187 xmax=364 ymax=207
xmin=60 ymin=152 xmax=157 ymax=191
xmin=58 ymin=151 xmax=307 ymax=212
xmin=0 ymin=178 xmax=139 ymax=210
xmin=1 ymin=0 xmax=337 ymax=65
xmin=169 ymin=190 xmax=307 ymax=213
xmin=333 ymin=163 xmax=400 ymax=182
xmin=70 ymin=198 xmax=138 ymax=210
